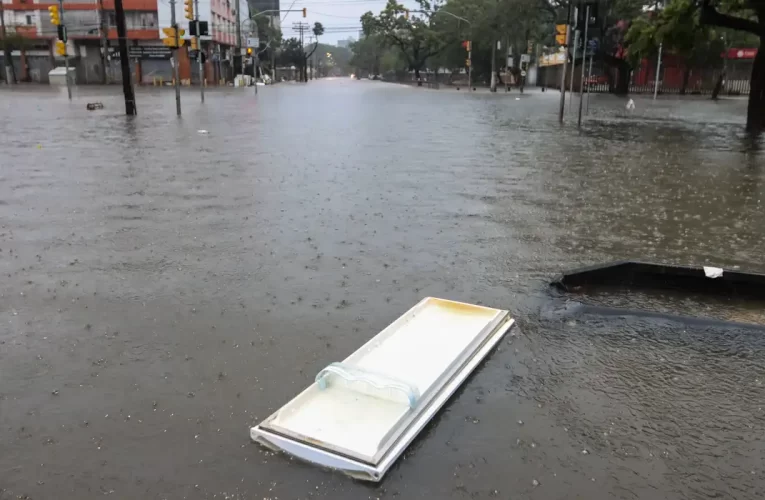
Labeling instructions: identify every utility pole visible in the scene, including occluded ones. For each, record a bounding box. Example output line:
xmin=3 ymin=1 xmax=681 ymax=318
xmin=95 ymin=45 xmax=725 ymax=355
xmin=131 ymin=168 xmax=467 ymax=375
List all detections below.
xmin=293 ymin=22 xmax=307 ymax=82
xmin=558 ymin=3 xmax=571 ymax=123
xmin=271 ymin=14 xmax=276 ymax=82
xmin=193 ymin=0 xmax=203 ymax=102
xmin=98 ymin=0 xmax=108 ymax=83
xmin=577 ymin=4 xmax=589 ymax=127
xmin=653 ymin=42 xmax=662 ymax=100
xmin=307 ymin=34 xmax=314 ymax=79
xmin=490 ymin=40 xmax=497 ymax=92
xmin=235 ymin=0 xmax=242 ymax=82
xmin=114 ymin=0 xmax=135 ymax=114
xmin=58 ymin=0 xmax=72 ymax=99
xmin=654 ymin=0 xmax=665 ymax=100
xmin=170 ymin=0 xmax=181 ymax=115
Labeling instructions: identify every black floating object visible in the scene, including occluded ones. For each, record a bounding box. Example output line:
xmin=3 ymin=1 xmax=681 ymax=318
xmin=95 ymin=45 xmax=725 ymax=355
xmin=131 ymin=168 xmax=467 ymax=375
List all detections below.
xmin=86 ymin=102 xmax=104 ymax=110
xmin=552 ymin=260 xmax=765 ymax=300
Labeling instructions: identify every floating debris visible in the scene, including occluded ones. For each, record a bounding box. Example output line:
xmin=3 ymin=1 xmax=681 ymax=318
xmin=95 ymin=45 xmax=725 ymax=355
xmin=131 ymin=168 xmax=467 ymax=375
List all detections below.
xmin=86 ymin=102 xmax=104 ymax=110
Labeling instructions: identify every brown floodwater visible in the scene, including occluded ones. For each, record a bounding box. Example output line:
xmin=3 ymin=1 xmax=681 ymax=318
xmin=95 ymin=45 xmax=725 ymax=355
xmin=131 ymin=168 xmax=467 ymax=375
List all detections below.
xmin=1 ymin=80 xmax=764 ymax=499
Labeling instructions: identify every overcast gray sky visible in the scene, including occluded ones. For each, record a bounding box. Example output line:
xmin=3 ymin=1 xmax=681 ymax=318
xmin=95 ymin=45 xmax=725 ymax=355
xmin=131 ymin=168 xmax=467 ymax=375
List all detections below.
xmin=279 ymin=0 xmax=419 ymax=45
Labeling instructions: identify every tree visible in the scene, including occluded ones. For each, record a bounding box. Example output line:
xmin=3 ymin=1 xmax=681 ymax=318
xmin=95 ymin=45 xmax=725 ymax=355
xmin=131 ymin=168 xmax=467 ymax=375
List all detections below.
xmin=626 ymin=0 xmax=725 ymax=94
xmin=301 ymin=22 xmax=324 ymax=82
xmin=251 ymin=10 xmax=283 ymax=77
xmin=700 ymin=0 xmax=765 ymax=131
xmin=361 ymin=0 xmax=454 ymax=84
xmin=277 ymin=37 xmax=304 ymax=78
xmin=0 ymin=5 xmax=28 ymax=84
xmin=350 ymin=34 xmax=388 ymax=76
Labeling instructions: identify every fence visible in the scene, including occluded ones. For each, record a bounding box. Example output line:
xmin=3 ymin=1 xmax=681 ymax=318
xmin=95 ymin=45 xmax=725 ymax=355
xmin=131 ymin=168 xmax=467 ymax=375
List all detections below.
xmin=537 ymin=56 xmax=752 ymax=96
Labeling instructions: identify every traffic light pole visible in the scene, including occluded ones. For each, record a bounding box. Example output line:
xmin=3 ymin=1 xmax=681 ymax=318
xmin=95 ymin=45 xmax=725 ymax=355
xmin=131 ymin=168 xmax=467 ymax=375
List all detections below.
xmin=568 ymin=29 xmax=578 ymax=111
xmin=577 ymin=4 xmax=589 ymax=127
xmin=170 ymin=0 xmax=181 ymax=115
xmin=58 ymin=0 xmax=72 ymax=100
xmin=194 ymin=0 xmax=204 ymax=102
xmin=235 ymin=0 xmax=242 ymax=84
xmin=558 ymin=3 xmax=571 ymax=123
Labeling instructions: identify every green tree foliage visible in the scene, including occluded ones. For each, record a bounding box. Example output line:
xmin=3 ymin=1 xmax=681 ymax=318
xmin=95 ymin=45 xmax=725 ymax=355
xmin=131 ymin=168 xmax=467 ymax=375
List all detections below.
xmin=315 ymin=44 xmax=352 ymax=76
xmin=277 ymin=38 xmax=304 ymax=68
xmin=361 ymin=0 xmax=455 ymax=83
xmin=625 ymin=0 xmax=726 ymax=93
xmin=358 ymin=0 xmax=557 ymax=86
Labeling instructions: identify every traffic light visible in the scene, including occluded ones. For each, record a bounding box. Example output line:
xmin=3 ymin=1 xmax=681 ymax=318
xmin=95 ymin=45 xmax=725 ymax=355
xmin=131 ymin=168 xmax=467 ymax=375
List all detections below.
xmin=302 ymin=7 xmax=307 ymax=17
xmin=189 ymin=37 xmax=198 ymax=50
xmin=161 ymin=27 xmax=186 ymax=47
xmin=555 ymin=24 xmax=567 ymax=46
xmin=184 ymin=0 xmax=194 ymax=20
xmin=527 ymin=40 xmax=533 ymax=54
xmin=465 ymin=59 xmax=471 ymax=67
xmin=465 ymin=40 xmax=471 ymax=51
xmin=247 ymin=47 xmax=253 ymax=55
xmin=55 ymin=40 xmax=66 ymax=56
xmin=49 ymin=5 xmax=61 ymax=26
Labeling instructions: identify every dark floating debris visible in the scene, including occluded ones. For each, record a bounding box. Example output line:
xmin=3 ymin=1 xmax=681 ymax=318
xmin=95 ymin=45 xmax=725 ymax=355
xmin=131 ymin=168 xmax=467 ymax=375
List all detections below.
xmin=86 ymin=103 xmax=104 ymax=110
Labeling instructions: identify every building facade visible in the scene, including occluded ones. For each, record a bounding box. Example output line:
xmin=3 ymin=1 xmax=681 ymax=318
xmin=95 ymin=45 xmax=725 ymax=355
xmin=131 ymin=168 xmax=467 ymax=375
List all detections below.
xmin=157 ymin=0 xmax=248 ymax=83
xmin=1 ymin=0 xmax=246 ymax=84
xmin=1 ymin=0 xmax=163 ymax=83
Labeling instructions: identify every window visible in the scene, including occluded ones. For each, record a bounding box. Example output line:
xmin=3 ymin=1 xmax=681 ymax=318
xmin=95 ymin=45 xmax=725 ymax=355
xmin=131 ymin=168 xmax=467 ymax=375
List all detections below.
xmin=26 ymin=15 xmax=32 ymax=25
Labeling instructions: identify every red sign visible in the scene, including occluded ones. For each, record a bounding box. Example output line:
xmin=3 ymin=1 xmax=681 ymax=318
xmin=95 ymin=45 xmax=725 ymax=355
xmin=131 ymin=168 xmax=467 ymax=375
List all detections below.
xmin=724 ymin=48 xmax=757 ymax=59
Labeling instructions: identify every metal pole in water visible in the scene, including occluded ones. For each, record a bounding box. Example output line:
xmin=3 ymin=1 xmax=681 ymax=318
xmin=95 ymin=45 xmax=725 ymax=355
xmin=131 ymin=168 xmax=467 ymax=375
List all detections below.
xmin=114 ymin=0 xmax=136 ymax=114
xmin=59 ymin=0 xmax=72 ymax=100
xmin=586 ymin=51 xmax=594 ymax=114
xmin=170 ymin=0 xmax=181 ymax=115
xmin=568 ymin=29 xmax=578 ymax=111
xmin=653 ymin=42 xmax=662 ymax=100
xmin=558 ymin=4 xmax=572 ymax=123
xmin=577 ymin=5 xmax=589 ymax=127
xmin=194 ymin=0 xmax=204 ymax=102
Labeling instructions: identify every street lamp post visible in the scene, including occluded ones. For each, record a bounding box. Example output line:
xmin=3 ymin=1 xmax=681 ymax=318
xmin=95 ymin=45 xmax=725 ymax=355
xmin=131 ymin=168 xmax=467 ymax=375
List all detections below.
xmin=243 ymin=10 xmax=293 ymax=86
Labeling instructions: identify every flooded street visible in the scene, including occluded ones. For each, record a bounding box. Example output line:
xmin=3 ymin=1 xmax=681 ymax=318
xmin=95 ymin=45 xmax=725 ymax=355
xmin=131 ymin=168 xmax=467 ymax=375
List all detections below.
xmin=2 ymin=79 xmax=765 ymax=499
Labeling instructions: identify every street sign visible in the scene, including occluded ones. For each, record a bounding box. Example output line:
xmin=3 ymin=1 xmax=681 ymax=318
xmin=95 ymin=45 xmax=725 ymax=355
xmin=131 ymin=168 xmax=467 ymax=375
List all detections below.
xmin=520 ymin=54 xmax=530 ymax=63
xmin=246 ymin=37 xmax=260 ymax=48
xmin=521 ymin=70 xmax=527 ymax=77
xmin=111 ymin=46 xmax=174 ymax=60
xmin=586 ymin=39 xmax=598 ymax=56
xmin=507 ymin=57 xmax=513 ymax=68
